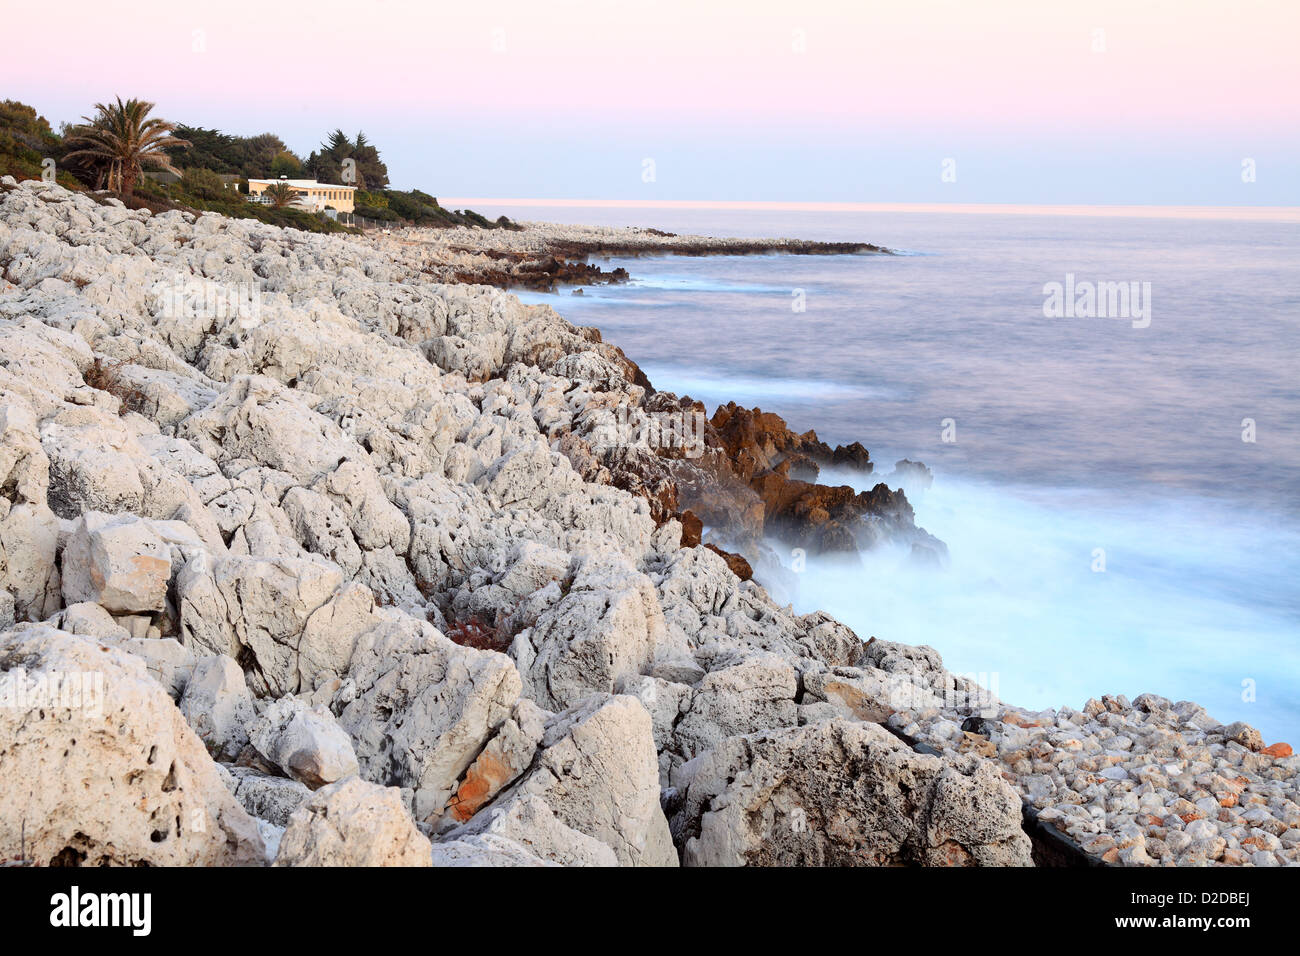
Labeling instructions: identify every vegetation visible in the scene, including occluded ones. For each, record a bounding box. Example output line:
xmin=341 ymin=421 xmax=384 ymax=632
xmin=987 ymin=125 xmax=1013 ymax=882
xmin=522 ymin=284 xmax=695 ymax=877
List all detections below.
xmin=166 ymin=126 xmax=293 ymax=178
xmin=262 ymin=181 xmax=297 ymax=209
xmin=0 ymin=100 xmax=87 ymax=189
xmin=444 ymin=616 xmax=511 ymax=653
xmin=83 ymin=358 xmax=147 ymax=416
xmin=62 ymin=98 xmax=189 ymax=195
xmin=1 ymin=97 xmax=518 ymax=233
xmin=363 ymin=188 xmax=522 ymax=230
xmin=305 ymin=129 xmax=387 ymax=189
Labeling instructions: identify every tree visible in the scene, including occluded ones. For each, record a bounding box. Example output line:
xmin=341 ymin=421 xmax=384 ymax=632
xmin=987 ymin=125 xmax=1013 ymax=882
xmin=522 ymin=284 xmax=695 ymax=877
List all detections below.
xmin=263 ymin=181 xmax=297 ymax=208
xmin=62 ymin=97 xmax=189 ymax=195
xmin=304 ymin=128 xmax=388 ymax=189
xmin=269 ymin=150 xmax=302 ymax=178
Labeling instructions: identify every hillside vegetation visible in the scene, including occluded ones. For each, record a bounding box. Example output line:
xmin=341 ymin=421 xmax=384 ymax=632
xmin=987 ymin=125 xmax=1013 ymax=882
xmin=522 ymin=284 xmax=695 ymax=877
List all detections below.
xmin=0 ymin=99 xmax=514 ymax=234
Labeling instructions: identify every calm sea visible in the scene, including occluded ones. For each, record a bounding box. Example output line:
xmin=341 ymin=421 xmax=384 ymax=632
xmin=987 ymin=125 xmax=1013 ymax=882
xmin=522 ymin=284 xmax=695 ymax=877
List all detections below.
xmin=469 ymin=202 xmax=1300 ymax=740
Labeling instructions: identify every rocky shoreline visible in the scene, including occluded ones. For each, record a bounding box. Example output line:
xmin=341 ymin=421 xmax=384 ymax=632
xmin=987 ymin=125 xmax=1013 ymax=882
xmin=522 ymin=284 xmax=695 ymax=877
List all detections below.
xmin=372 ymin=220 xmax=892 ymax=291
xmin=0 ymin=177 xmax=1294 ymax=868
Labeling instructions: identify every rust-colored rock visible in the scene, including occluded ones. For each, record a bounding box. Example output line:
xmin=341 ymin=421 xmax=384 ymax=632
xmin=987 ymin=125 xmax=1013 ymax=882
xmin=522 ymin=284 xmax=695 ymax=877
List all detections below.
xmin=705 ymin=544 xmax=753 ymax=581
xmin=1261 ymin=742 xmax=1293 ymax=758
xmin=445 ymin=749 xmax=513 ymax=822
xmin=678 ymin=509 xmax=703 ymax=549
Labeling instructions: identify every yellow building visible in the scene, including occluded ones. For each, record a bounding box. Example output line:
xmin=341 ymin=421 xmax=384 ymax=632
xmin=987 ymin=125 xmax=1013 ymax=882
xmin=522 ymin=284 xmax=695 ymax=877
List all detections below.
xmin=247 ymin=178 xmax=356 ymax=214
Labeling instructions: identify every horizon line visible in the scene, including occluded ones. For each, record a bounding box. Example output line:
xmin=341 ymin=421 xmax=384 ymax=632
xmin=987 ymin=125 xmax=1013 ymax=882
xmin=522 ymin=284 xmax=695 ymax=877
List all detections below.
xmin=439 ymin=198 xmax=1300 ymax=223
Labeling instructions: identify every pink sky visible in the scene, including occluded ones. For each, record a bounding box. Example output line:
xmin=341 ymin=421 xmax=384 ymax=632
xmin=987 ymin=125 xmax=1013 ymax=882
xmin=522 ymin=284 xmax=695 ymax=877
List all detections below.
xmin=5 ymin=0 xmax=1297 ymax=202
xmin=8 ymin=0 xmax=1297 ymax=127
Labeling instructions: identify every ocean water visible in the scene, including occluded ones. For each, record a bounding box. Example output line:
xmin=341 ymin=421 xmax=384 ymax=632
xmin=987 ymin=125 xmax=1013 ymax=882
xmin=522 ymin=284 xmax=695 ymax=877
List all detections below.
xmin=473 ymin=203 xmax=1300 ymax=740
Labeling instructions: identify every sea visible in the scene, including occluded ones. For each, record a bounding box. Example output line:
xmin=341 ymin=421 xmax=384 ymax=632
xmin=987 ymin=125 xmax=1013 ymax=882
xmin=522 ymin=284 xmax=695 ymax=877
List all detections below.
xmin=460 ymin=201 xmax=1300 ymax=741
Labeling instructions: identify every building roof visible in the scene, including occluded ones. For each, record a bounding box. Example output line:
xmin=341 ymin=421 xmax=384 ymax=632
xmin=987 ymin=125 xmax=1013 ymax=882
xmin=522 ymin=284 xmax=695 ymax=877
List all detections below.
xmin=247 ymin=179 xmax=356 ymax=190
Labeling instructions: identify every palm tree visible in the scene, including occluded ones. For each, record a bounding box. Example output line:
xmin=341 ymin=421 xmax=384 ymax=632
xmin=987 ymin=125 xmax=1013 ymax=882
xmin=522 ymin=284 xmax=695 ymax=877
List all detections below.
xmin=62 ymin=97 xmax=190 ymax=195
xmin=263 ymin=181 xmax=297 ymax=209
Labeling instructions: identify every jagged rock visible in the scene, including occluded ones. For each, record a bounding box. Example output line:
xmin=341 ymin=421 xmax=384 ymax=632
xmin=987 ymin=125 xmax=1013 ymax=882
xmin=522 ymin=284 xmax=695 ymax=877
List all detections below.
xmin=801 ymin=664 xmax=936 ymax=723
xmin=0 ymin=625 xmax=264 ymax=865
xmin=274 ymin=776 xmax=431 ymax=866
xmin=179 ymin=654 xmax=255 ymax=760
xmin=439 ymin=698 xmax=548 ymax=827
xmin=511 ymin=550 xmax=683 ymax=710
xmin=223 ymin=765 xmax=312 ymax=827
xmin=488 ymin=694 xmax=677 ymax=867
xmin=672 ymin=652 xmax=799 ymax=760
xmin=442 ymin=793 xmax=617 ymax=867
xmin=0 ymin=399 xmax=59 ymax=621
xmin=60 ymin=511 xmax=172 ymax=613
xmin=889 ymin=458 xmax=934 ymax=491
xmin=4 ymin=179 xmax=1252 ymax=870
xmin=337 ymin=614 xmax=522 ymax=822
xmin=430 ymin=833 xmax=555 ymax=867
xmin=176 ymin=551 xmax=344 ymax=696
xmin=671 ymin=719 xmax=1032 ymax=867
xmin=248 ymin=696 xmax=359 ymax=789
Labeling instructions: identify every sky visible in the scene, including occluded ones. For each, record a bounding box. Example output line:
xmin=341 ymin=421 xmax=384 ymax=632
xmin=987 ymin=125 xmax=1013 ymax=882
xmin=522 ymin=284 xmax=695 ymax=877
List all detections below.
xmin=4 ymin=0 xmax=1298 ymax=204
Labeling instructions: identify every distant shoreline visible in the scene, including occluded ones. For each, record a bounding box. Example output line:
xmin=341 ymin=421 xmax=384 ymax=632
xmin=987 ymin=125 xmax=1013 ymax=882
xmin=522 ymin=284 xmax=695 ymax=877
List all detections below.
xmin=440 ymin=197 xmax=1300 ymax=223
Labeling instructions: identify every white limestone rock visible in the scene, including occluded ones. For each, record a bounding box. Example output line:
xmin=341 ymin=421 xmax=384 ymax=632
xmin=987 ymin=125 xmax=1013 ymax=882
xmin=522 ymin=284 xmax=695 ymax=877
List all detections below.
xmin=490 ymin=694 xmax=678 ymax=867
xmin=60 ymin=511 xmax=172 ymax=613
xmin=336 ymin=614 xmax=522 ymax=822
xmin=442 ymin=793 xmax=617 ymax=867
xmin=176 ymin=550 xmax=344 ymax=696
xmin=274 ymin=776 xmax=431 ymax=867
xmin=179 ymin=653 xmax=255 ymax=761
xmin=224 ymin=765 xmax=312 ymax=827
xmin=0 ymin=625 xmax=265 ymax=865
xmin=248 ymin=695 xmax=359 ymax=789
xmin=671 ymin=719 xmax=1032 ymax=867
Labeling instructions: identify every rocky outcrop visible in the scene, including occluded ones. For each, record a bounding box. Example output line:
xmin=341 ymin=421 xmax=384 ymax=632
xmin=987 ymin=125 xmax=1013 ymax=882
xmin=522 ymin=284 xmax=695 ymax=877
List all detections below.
xmin=247 ymin=696 xmax=360 ymax=789
xmin=441 ymin=793 xmax=617 ymax=867
xmin=670 ymin=719 xmax=1033 ymax=867
xmin=395 ymin=222 xmax=891 ymax=293
xmin=274 ymin=777 xmax=431 ymax=867
xmin=0 ymin=625 xmax=264 ymax=866
xmin=477 ymin=694 xmax=677 ymax=867
xmin=0 ymin=177 xmax=1284 ymax=870
xmin=179 ymin=653 xmax=254 ymax=760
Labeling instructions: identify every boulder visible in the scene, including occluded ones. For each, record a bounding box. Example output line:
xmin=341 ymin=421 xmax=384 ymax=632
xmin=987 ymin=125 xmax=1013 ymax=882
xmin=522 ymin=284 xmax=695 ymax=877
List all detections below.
xmin=337 ymin=614 xmax=522 ymax=822
xmin=176 ymin=551 xmax=344 ymax=696
xmin=430 ymin=834 xmax=554 ymax=867
xmin=61 ymin=512 xmax=172 ymax=614
xmin=672 ymin=652 xmax=799 ymax=760
xmin=490 ymin=694 xmax=677 ymax=867
xmin=511 ymin=551 xmax=681 ymax=710
xmin=442 ymin=793 xmax=617 ymax=867
xmin=178 ymin=654 xmax=255 ymax=760
xmin=0 ymin=625 xmax=264 ymax=865
xmin=439 ymin=698 xmax=548 ymax=827
xmin=223 ymin=766 xmax=312 ymax=827
xmin=274 ymin=777 xmax=431 ymax=866
xmin=671 ymin=719 xmax=1032 ymax=867
xmin=248 ymin=696 xmax=359 ymax=789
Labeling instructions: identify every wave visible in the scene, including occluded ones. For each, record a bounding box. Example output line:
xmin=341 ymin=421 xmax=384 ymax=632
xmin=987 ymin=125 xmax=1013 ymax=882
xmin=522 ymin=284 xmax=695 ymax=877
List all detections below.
xmin=761 ymin=474 xmax=1300 ymax=741
xmin=639 ymin=365 xmax=895 ymax=405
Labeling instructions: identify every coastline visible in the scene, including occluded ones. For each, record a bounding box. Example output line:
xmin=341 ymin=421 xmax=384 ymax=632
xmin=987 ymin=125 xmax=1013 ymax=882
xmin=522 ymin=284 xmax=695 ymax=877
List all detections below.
xmin=369 ymin=220 xmax=890 ymax=291
xmin=0 ymin=177 xmax=1295 ymax=868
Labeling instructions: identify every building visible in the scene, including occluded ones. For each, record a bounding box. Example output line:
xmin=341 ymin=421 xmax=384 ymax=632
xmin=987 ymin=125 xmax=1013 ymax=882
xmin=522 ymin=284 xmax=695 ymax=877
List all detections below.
xmin=247 ymin=177 xmax=356 ymax=213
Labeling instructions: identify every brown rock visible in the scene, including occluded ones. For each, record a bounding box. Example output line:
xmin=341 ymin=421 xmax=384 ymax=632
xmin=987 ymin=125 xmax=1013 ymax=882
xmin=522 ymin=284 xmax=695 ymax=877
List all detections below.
xmin=704 ymin=544 xmax=753 ymax=581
